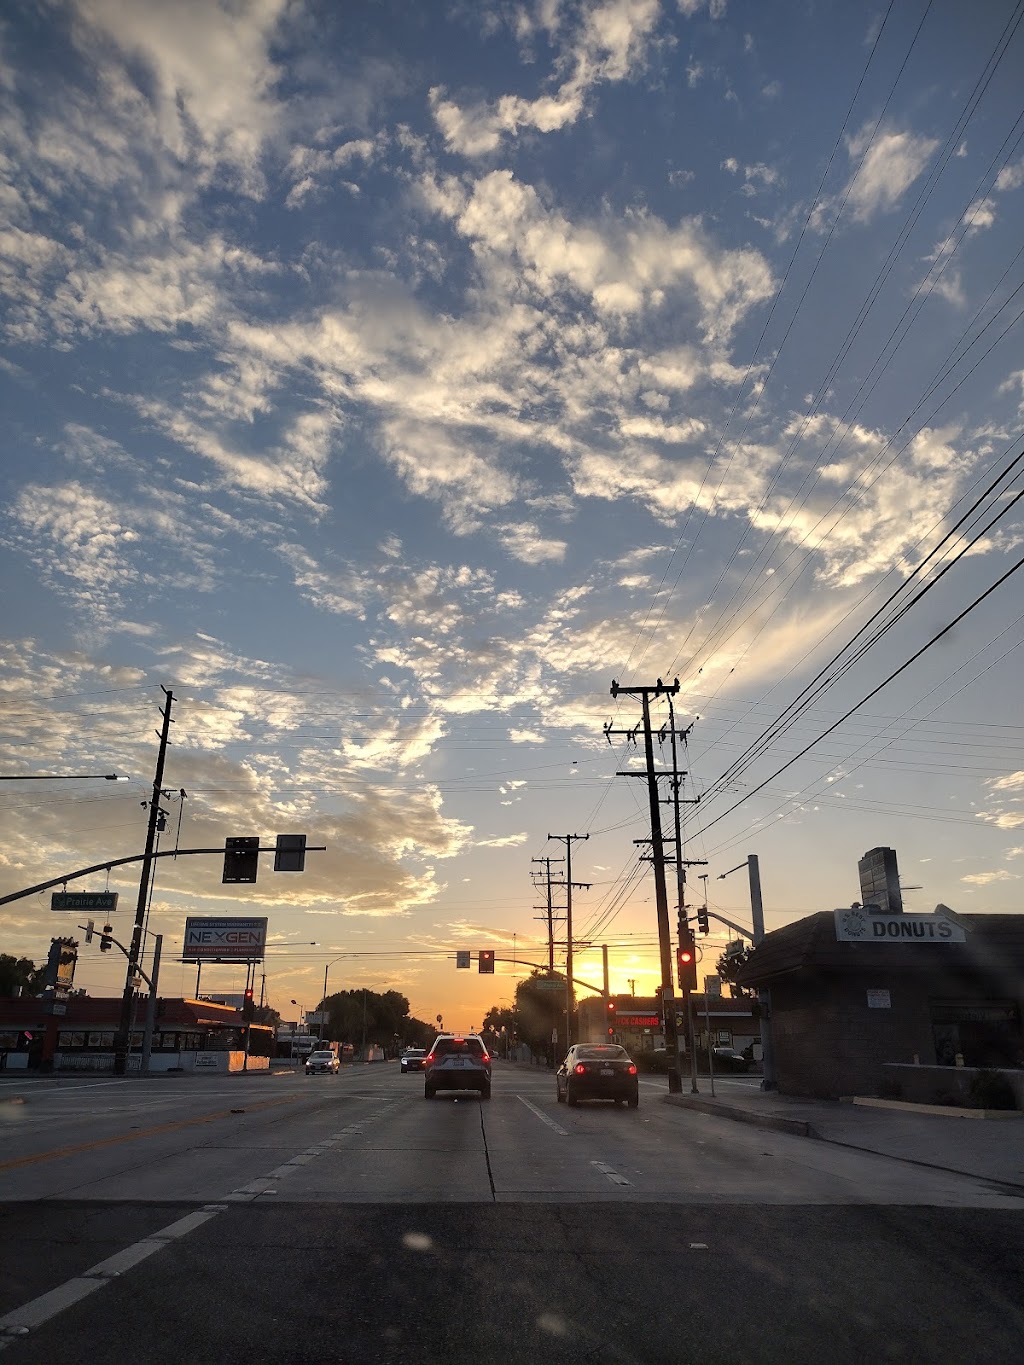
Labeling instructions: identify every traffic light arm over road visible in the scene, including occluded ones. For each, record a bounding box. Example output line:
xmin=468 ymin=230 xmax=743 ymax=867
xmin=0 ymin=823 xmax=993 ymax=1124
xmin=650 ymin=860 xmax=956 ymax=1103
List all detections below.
xmin=77 ymin=924 xmax=153 ymax=988
xmin=0 ymin=843 xmax=328 ymax=908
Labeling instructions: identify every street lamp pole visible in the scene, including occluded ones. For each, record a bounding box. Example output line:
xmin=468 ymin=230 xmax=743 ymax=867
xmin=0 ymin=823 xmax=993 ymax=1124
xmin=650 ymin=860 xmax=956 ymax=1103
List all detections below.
xmin=718 ymin=854 xmax=776 ymax=1091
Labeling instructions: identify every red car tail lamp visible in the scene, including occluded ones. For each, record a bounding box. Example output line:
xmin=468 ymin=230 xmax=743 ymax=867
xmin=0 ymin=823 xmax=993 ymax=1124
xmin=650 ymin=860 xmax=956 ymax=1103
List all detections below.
xmin=480 ymin=1052 xmax=490 ymax=1064
xmin=424 ymin=1053 xmax=435 ymax=1067
xmin=628 ymin=1064 xmax=637 ymax=1075
xmin=574 ymin=1062 xmax=587 ymax=1075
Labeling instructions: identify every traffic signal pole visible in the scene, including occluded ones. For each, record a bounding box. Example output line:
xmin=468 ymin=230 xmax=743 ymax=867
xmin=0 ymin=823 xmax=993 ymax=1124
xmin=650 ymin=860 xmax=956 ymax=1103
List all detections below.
xmin=115 ymin=688 xmax=174 ymax=1076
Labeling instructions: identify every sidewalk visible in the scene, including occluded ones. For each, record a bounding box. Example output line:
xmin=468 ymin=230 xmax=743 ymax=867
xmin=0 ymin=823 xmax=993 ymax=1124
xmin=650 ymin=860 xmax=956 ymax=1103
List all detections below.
xmin=663 ymin=1088 xmax=1024 ymax=1190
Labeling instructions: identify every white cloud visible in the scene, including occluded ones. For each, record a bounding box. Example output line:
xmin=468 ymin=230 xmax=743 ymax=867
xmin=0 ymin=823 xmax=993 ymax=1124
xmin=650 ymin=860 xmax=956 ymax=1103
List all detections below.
xmin=476 ymin=832 xmax=529 ymax=847
xmin=995 ymin=159 xmax=1024 ymax=192
xmin=842 ymin=124 xmax=939 ymax=222
xmin=71 ymin=0 xmax=289 ymax=196
xmin=960 ymin=869 xmax=1020 ymax=886
xmin=429 ymin=0 xmax=660 ymax=156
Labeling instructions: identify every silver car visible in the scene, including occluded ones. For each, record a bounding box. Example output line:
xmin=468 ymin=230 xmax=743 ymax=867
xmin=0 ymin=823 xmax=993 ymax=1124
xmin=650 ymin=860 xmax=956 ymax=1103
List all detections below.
xmin=305 ymin=1049 xmax=340 ymax=1075
xmin=423 ymin=1034 xmax=491 ymax=1099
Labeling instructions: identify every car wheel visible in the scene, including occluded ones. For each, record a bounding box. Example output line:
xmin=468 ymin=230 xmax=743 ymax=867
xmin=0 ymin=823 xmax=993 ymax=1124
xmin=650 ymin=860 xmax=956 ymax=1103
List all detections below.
xmin=555 ymin=1085 xmax=565 ymax=1103
xmin=566 ymin=1084 xmax=579 ymax=1108
xmin=424 ymin=1085 xmax=435 ymax=1099
xmin=627 ymin=1094 xmax=639 ymax=1109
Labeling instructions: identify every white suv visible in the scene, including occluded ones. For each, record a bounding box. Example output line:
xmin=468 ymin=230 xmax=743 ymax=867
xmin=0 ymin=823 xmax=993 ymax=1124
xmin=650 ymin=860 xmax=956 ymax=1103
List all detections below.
xmin=423 ymin=1034 xmax=491 ymax=1099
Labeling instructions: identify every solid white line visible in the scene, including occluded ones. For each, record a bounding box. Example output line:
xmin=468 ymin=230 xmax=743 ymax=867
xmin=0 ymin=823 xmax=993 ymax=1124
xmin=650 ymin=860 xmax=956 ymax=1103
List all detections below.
xmin=517 ymin=1094 xmax=569 ymax=1136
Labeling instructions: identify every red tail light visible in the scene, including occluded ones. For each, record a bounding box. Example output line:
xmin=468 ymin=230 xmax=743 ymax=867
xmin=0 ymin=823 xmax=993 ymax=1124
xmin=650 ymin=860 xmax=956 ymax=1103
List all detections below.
xmin=628 ymin=1064 xmax=637 ymax=1075
xmin=574 ymin=1062 xmax=587 ymax=1075
xmin=480 ymin=1053 xmax=490 ymax=1064
xmin=424 ymin=1054 xmax=435 ymax=1066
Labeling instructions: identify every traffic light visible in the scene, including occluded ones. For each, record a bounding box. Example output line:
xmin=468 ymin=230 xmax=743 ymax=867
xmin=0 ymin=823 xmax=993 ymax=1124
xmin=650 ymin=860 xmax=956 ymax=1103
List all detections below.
xmin=606 ymin=999 xmax=616 ymax=1037
xmin=677 ymin=907 xmax=686 ymax=937
xmin=222 ymin=836 xmax=260 ymax=884
xmin=100 ymin=924 xmax=113 ymax=952
xmin=676 ymin=929 xmax=697 ymax=992
xmin=456 ymin=950 xmax=471 ymax=969
xmin=242 ymin=987 xmax=255 ymax=1022
xmin=274 ymin=833 xmax=306 ymax=872
xmin=84 ymin=919 xmax=95 ymax=945
xmin=478 ymin=950 xmax=495 ymax=974
xmin=697 ymin=904 xmax=710 ymax=935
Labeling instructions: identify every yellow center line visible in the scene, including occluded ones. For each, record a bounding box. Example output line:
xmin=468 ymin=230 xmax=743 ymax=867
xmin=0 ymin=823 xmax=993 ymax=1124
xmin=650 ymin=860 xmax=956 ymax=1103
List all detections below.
xmin=0 ymin=1094 xmax=301 ymax=1172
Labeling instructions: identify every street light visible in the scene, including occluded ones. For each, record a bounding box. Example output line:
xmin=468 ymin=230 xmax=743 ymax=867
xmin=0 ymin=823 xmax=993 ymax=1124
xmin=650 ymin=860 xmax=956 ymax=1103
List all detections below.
xmin=717 ymin=854 xmax=775 ymax=1091
xmin=321 ymin=954 xmax=348 ymax=1042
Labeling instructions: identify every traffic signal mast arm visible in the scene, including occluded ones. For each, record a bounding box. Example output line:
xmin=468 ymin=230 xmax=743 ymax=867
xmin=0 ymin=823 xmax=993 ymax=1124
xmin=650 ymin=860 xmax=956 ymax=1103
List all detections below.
xmin=0 ymin=843 xmax=328 ymax=907
xmin=76 ymin=923 xmax=154 ymax=988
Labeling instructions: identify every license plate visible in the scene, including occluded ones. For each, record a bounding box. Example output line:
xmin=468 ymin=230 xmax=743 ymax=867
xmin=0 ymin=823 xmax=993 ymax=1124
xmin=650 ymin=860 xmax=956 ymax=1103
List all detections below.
xmin=601 ymin=1068 xmax=614 ymax=1076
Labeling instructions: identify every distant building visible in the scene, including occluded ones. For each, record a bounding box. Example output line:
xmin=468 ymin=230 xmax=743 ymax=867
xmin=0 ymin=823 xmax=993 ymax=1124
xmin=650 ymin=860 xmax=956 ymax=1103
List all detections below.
xmin=576 ymin=993 xmax=759 ymax=1057
xmin=0 ymin=996 xmax=272 ymax=1073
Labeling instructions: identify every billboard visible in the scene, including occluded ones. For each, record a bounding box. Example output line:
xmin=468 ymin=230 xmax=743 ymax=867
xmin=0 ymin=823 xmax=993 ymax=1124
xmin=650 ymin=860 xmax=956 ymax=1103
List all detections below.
xmin=182 ymin=916 xmax=268 ymax=962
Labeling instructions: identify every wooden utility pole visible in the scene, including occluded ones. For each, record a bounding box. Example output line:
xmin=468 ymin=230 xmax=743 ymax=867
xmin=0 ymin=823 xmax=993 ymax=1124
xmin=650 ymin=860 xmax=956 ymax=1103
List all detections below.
xmin=547 ymin=833 xmax=589 ymax=1052
xmin=114 ymin=688 xmax=173 ymax=1075
xmin=605 ymin=677 xmax=684 ymax=1093
xmin=531 ymin=856 xmax=563 ymax=972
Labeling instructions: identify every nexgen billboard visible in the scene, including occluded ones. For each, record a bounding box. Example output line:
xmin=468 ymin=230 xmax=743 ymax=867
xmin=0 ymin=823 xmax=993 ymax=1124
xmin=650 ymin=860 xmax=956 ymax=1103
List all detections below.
xmin=182 ymin=917 xmax=268 ymax=962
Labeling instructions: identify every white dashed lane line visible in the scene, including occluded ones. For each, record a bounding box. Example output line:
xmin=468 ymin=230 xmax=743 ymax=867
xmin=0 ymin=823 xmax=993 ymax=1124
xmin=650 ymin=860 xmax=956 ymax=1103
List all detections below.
xmin=517 ymin=1094 xmax=569 ymax=1136
xmin=0 ymin=1102 xmax=399 ymax=1342
xmin=591 ymin=1160 xmax=632 ymax=1187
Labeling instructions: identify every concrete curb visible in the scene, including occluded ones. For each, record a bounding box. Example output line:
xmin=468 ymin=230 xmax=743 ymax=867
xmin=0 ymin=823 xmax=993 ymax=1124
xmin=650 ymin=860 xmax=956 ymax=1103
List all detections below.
xmin=662 ymin=1093 xmax=814 ymax=1137
xmin=850 ymin=1095 xmax=1023 ymax=1120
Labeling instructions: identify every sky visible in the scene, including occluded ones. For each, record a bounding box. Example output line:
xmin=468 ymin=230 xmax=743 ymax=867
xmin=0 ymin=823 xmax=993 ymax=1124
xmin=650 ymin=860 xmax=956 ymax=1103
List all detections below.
xmin=2 ymin=0 xmax=1024 ymax=1034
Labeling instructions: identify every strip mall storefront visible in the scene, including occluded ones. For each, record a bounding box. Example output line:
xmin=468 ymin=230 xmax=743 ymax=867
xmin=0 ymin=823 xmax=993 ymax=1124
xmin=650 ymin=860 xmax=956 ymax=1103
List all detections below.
xmin=0 ymin=996 xmax=272 ymax=1073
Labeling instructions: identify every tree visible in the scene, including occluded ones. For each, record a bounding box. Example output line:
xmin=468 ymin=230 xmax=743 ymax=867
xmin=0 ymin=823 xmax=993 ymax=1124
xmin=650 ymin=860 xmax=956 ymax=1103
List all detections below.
xmin=0 ymin=953 xmax=46 ymax=998
xmin=513 ymin=970 xmax=575 ymax=1065
xmin=715 ymin=949 xmax=754 ymax=998
xmin=315 ymin=988 xmax=434 ymax=1051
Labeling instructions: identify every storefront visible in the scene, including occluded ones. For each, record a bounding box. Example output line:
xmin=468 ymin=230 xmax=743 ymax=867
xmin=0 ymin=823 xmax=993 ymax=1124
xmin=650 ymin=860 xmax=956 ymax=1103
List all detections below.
xmin=0 ymin=996 xmax=273 ymax=1072
xmin=734 ymin=909 xmax=1024 ymax=1100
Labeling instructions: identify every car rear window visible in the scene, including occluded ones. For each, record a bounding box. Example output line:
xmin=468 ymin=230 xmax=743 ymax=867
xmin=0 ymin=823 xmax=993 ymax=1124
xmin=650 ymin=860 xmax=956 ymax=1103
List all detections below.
xmin=433 ymin=1037 xmax=485 ymax=1057
xmin=576 ymin=1046 xmax=628 ymax=1059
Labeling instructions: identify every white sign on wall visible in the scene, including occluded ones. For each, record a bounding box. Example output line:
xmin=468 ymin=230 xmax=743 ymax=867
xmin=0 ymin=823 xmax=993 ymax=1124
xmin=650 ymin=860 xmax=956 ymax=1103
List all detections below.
xmin=866 ymin=990 xmax=892 ymax=1009
xmin=834 ymin=909 xmax=966 ymax=944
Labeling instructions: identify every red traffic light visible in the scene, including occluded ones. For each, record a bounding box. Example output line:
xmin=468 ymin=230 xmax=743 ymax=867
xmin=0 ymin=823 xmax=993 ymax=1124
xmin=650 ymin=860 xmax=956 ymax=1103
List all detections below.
xmin=607 ymin=1026 xmax=615 ymax=1037
xmin=607 ymin=999 xmax=616 ymax=1012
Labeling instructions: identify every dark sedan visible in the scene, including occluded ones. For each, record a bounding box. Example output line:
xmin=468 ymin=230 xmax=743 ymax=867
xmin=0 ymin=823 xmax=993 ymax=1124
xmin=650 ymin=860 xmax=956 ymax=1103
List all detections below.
xmin=556 ymin=1044 xmax=639 ymax=1108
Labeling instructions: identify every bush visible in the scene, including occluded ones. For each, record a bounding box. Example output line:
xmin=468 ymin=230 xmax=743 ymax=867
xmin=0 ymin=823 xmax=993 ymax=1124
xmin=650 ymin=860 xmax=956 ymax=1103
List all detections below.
xmin=968 ymin=1069 xmax=1018 ymax=1111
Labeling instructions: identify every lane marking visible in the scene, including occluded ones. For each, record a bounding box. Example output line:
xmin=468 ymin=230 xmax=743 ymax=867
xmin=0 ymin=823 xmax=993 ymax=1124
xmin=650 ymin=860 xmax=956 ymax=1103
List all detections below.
xmin=517 ymin=1094 xmax=569 ymax=1136
xmin=0 ymin=1094 xmax=300 ymax=1173
xmin=591 ymin=1160 xmax=632 ymax=1187
xmin=0 ymin=1096 xmax=404 ymax=1334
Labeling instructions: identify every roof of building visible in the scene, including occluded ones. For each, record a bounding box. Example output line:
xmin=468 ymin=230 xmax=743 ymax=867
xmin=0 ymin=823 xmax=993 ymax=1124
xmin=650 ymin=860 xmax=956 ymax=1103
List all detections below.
xmin=733 ymin=912 xmax=1024 ymax=986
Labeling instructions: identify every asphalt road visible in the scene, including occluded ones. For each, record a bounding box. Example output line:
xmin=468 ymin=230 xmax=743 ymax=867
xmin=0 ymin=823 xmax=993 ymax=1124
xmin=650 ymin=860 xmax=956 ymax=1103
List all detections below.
xmin=2 ymin=1062 xmax=1023 ymax=1363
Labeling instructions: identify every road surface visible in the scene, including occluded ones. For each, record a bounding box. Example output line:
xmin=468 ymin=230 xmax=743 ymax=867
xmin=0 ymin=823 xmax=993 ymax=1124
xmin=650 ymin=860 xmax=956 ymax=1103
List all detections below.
xmin=1 ymin=1062 xmax=1022 ymax=1362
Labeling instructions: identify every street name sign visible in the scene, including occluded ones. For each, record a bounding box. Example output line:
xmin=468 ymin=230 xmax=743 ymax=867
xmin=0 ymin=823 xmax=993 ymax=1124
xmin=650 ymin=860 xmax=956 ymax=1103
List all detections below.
xmin=833 ymin=908 xmax=966 ymax=943
xmin=182 ymin=916 xmax=269 ymax=963
xmin=52 ymin=891 xmax=118 ymax=912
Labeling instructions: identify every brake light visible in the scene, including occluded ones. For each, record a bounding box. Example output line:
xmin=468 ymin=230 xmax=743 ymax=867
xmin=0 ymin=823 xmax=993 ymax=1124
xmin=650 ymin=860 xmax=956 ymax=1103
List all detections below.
xmin=424 ymin=1054 xmax=435 ymax=1066
xmin=574 ymin=1062 xmax=586 ymax=1075
xmin=628 ymin=1064 xmax=637 ymax=1075
xmin=480 ymin=1053 xmax=490 ymax=1064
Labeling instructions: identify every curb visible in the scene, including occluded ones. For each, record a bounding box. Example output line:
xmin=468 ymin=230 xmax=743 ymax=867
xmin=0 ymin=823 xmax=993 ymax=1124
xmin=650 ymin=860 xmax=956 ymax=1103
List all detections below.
xmin=850 ymin=1096 xmax=1023 ymax=1120
xmin=662 ymin=1093 xmax=814 ymax=1137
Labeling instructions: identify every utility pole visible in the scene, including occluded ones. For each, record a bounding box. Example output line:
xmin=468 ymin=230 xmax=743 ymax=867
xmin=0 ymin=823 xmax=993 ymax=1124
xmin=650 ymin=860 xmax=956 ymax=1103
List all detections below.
xmin=606 ymin=677 xmax=683 ymax=1092
xmin=531 ymin=856 xmax=563 ymax=972
xmin=547 ymin=833 xmax=589 ymax=1054
xmin=140 ymin=933 xmax=163 ymax=1074
xmin=115 ymin=688 xmax=174 ymax=1076
xmin=666 ymin=694 xmax=703 ymax=1094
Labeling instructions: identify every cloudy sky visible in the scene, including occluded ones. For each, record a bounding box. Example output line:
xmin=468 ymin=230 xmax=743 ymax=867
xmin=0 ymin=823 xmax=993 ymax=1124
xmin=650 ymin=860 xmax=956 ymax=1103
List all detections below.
xmin=2 ymin=0 xmax=1023 ymax=1030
